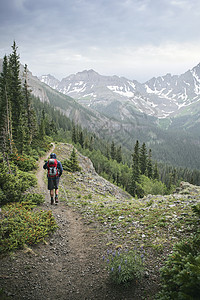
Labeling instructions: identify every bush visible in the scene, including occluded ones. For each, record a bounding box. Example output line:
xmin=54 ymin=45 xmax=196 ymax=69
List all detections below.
xmin=21 ymin=193 xmax=45 ymax=208
xmin=103 ymin=248 xmax=145 ymax=285
xmin=157 ymin=236 xmax=200 ymax=299
xmin=11 ymin=153 xmax=36 ymax=171
xmin=140 ymin=175 xmax=167 ymax=195
xmin=157 ymin=205 xmax=200 ymax=299
xmin=0 ymin=164 xmax=37 ymax=205
xmin=0 ymin=202 xmax=57 ymax=253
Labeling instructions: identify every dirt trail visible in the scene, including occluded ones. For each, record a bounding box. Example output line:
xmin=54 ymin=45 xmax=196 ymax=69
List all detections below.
xmin=0 ymin=145 xmax=145 ymax=300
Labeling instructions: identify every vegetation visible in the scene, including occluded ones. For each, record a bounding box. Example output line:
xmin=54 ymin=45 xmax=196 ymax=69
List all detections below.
xmin=157 ymin=204 xmax=200 ymax=299
xmin=62 ymin=148 xmax=81 ymax=172
xmin=0 ymin=202 xmax=57 ymax=253
xmin=0 ymin=42 xmax=200 ymax=298
xmin=0 ymin=42 xmax=56 ymax=254
xmin=103 ymin=248 xmax=144 ymax=285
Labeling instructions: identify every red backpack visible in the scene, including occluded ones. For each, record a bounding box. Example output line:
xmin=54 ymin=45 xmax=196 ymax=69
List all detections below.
xmin=47 ymin=159 xmax=59 ymax=178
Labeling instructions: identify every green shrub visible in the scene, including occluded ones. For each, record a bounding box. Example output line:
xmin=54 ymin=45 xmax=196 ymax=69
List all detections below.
xmin=11 ymin=153 xmax=36 ymax=171
xmin=0 ymin=202 xmax=57 ymax=253
xmin=157 ymin=204 xmax=200 ymax=299
xmin=0 ymin=165 xmax=37 ymax=205
xmin=140 ymin=175 xmax=167 ymax=195
xmin=157 ymin=235 xmax=200 ymax=299
xmin=103 ymin=248 xmax=144 ymax=285
xmin=21 ymin=193 xmax=45 ymax=208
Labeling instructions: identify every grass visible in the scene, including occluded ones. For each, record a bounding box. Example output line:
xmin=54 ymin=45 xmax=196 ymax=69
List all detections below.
xmin=59 ymin=170 xmax=199 ymax=252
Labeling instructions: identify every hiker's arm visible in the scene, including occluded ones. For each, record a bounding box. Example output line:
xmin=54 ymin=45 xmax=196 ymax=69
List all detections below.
xmin=58 ymin=161 xmax=63 ymax=176
xmin=43 ymin=161 xmax=48 ymax=169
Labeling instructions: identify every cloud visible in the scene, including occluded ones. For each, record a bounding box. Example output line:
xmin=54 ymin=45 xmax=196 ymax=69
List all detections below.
xmin=0 ymin=0 xmax=200 ymax=81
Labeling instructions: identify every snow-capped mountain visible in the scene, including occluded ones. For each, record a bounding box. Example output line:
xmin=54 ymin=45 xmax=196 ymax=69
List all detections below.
xmin=39 ymin=64 xmax=200 ymax=119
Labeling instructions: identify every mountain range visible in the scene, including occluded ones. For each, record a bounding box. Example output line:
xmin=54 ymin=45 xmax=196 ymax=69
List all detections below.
xmin=39 ymin=65 xmax=200 ymax=120
xmin=0 ymin=58 xmax=200 ymax=169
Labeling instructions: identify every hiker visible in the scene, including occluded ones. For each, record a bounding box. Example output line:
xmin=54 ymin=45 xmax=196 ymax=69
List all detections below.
xmin=43 ymin=153 xmax=63 ymax=205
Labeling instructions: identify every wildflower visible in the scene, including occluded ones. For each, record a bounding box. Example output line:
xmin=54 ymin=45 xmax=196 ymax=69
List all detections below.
xmin=118 ymin=265 xmax=121 ymax=272
xmin=107 ymin=259 xmax=110 ymax=263
xmin=102 ymin=255 xmax=105 ymax=261
xmin=111 ymin=267 xmax=114 ymax=272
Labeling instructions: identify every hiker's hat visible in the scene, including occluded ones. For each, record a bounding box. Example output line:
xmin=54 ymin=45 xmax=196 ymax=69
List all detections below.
xmin=50 ymin=153 xmax=56 ymax=159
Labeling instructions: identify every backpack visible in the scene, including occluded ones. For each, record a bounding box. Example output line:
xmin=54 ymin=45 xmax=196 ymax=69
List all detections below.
xmin=47 ymin=159 xmax=59 ymax=178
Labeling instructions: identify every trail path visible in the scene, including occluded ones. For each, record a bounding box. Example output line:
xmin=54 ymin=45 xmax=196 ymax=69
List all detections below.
xmin=1 ymin=144 xmax=141 ymax=300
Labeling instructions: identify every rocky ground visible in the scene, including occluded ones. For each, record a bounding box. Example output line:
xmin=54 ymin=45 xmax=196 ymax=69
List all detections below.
xmin=0 ymin=143 xmax=200 ymax=300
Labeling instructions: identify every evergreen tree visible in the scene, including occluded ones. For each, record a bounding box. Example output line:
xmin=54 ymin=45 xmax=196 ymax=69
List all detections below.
xmin=79 ymin=130 xmax=84 ymax=148
xmin=63 ymin=148 xmax=81 ymax=172
xmin=89 ymin=136 xmax=94 ymax=151
xmin=153 ymin=162 xmax=159 ymax=180
xmin=22 ymin=64 xmax=36 ymax=146
xmin=8 ymin=41 xmax=23 ymax=146
xmin=110 ymin=141 xmax=116 ymax=160
xmin=140 ymin=142 xmax=147 ymax=175
xmin=39 ymin=109 xmax=46 ymax=140
xmin=130 ymin=140 xmax=140 ymax=196
xmin=84 ymin=136 xmax=89 ymax=149
xmin=105 ymin=144 xmax=110 ymax=160
xmin=0 ymin=55 xmax=13 ymax=156
xmin=72 ymin=125 xmax=77 ymax=144
xmin=116 ymin=145 xmax=122 ymax=163
xmin=147 ymin=149 xmax=153 ymax=178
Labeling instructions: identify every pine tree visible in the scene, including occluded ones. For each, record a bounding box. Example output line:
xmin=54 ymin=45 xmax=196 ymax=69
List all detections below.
xmin=0 ymin=55 xmax=13 ymax=156
xmin=140 ymin=142 xmax=147 ymax=175
xmin=79 ymin=130 xmax=84 ymax=148
xmin=63 ymin=148 xmax=81 ymax=172
xmin=133 ymin=140 xmax=140 ymax=182
xmin=89 ymin=136 xmax=94 ymax=151
xmin=110 ymin=141 xmax=116 ymax=160
xmin=105 ymin=144 xmax=110 ymax=160
xmin=72 ymin=125 xmax=77 ymax=144
xmin=153 ymin=161 xmax=159 ymax=180
xmin=39 ymin=109 xmax=46 ymax=140
xmin=147 ymin=149 xmax=153 ymax=178
xmin=22 ymin=64 xmax=36 ymax=146
xmin=130 ymin=140 xmax=140 ymax=196
xmin=116 ymin=145 xmax=122 ymax=163
xmin=8 ymin=41 xmax=23 ymax=146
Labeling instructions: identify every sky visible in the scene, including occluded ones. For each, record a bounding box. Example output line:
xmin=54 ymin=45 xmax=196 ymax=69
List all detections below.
xmin=1 ymin=0 xmax=200 ymax=82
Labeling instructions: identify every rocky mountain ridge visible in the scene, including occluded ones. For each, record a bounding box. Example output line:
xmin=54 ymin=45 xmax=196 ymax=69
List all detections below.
xmin=40 ymin=64 xmax=200 ymax=119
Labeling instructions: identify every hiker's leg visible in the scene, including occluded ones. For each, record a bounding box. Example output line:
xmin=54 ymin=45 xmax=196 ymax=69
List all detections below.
xmin=55 ymin=178 xmax=59 ymax=204
xmin=50 ymin=189 xmax=54 ymax=204
xmin=55 ymin=188 xmax=58 ymax=204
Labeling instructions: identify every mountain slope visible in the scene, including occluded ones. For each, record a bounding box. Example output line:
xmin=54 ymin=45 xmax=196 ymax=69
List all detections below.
xmin=39 ymin=67 xmax=200 ymax=169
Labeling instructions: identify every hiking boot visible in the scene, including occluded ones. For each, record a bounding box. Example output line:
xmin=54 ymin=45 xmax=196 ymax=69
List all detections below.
xmin=51 ymin=198 xmax=54 ymax=205
xmin=55 ymin=197 xmax=58 ymax=205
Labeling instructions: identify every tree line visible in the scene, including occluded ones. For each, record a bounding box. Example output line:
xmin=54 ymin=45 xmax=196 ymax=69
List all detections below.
xmin=0 ymin=42 xmax=51 ymax=167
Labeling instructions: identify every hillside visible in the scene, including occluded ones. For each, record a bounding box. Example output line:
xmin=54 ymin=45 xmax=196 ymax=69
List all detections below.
xmin=28 ymin=69 xmax=200 ymax=170
xmin=1 ymin=143 xmax=199 ymax=299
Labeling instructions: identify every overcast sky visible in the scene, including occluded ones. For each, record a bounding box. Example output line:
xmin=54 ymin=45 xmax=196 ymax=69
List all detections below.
xmin=1 ymin=0 xmax=200 ymax=82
